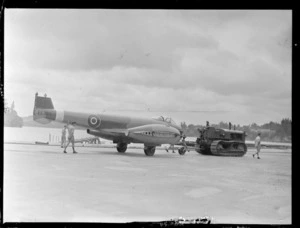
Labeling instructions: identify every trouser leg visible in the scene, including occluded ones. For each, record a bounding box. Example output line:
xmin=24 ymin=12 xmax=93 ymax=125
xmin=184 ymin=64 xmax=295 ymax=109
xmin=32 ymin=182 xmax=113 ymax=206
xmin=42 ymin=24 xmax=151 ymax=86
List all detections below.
xmin=61 ymin=137 xmax=66 ymax=147
xmin=71 ymin=138 xmax=77 ymax=153
xmin=64 ymin=138 xmax=71 ymax=151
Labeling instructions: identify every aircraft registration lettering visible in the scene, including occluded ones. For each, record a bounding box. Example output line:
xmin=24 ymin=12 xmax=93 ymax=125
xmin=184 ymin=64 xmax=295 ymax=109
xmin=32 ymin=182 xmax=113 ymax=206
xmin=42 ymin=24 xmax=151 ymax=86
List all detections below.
xmin=36 ymin=109 xmax=45 ymax=115
xmin=133 ymin=131 xmax=175 ymax=137
xmin=153 ymin=131 xmax=176 ymax=138
xmin=135 ymin=131 xmax=174 ymax=137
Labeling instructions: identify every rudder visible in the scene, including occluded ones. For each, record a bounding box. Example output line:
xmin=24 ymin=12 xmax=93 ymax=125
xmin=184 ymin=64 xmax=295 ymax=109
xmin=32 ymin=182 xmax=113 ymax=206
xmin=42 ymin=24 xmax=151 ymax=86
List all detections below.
xmin=34 ymin=93 xmax=54 ymax=110
xmin=33 ymin=93 xmax=55 ymax=124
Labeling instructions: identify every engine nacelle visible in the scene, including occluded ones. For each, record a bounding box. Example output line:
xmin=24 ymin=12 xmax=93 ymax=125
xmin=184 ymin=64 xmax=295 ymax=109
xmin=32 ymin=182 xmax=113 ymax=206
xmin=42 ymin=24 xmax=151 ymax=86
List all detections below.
xmin=87 ymin=129 xmax=101 ymax=136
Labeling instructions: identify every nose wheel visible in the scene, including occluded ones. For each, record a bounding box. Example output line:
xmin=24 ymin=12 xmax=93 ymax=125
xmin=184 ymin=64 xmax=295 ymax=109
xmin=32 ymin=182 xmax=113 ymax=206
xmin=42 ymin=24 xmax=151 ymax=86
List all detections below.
xmin=144 ymin=146 xmax=156 ymax=156
xmin=178 ymin=147 xmax=186 ymax=155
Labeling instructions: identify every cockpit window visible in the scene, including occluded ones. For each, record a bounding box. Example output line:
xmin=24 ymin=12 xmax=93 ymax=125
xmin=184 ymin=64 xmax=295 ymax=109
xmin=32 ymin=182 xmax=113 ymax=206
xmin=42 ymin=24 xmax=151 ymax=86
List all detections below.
xmin=152 ymin=116 xmax=176 ymax=125
xmin=153 ymin=116 xmax=165 ymax=122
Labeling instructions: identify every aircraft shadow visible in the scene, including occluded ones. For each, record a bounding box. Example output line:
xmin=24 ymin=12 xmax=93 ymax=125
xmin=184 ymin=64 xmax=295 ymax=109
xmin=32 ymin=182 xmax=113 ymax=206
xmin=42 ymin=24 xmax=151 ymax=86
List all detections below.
xmin=4 ymin=148 xmax=67 ymax=155
xmin=92 ymin=150 xmax=181 ymax=159
xmin=5 ymin=147 xmax=183 ymax=158
xmin=38 ymin=150 xmax=74 ymax=155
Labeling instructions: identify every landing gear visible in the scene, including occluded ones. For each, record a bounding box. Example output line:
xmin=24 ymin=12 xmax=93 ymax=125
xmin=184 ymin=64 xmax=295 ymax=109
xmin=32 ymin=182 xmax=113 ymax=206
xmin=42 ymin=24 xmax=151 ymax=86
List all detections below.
xmin=144 ymin=146 xmax=156 ymax=156
xmin=178 ymin=135 xmax=188 ymax=155
xmin=178 ymin=146 xmax=186 ymax=155
xmin=117 ymin=143 xmax=127 ymax=153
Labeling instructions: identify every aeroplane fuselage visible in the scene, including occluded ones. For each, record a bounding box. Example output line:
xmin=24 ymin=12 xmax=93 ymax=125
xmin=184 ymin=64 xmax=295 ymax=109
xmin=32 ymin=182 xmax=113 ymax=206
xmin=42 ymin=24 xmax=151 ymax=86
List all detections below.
xmin=33 ymin=94 xmax=184 ymax=156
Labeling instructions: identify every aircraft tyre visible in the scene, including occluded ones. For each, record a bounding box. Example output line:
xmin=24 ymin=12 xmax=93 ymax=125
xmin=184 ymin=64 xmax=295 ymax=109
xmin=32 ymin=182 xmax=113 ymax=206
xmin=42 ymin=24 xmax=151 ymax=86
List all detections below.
xmin=178 ymin=147 xmax=186 ymax=155
xmin=144 ymin=146 xmax=156 ymax=156
xmin=117 ymin=143 xmax=127 ymax=153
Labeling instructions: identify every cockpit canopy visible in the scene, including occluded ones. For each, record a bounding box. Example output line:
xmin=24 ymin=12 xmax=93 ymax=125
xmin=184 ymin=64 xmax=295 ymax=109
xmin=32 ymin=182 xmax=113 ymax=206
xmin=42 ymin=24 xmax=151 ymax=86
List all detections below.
xmin=152 ymin=116 xmax=177 ymax=125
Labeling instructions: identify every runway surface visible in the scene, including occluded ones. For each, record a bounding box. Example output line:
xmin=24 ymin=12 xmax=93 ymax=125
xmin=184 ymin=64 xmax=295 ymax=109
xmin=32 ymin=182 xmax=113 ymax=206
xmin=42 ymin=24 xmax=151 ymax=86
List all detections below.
xmin=3 ymin=143 xmax=291 ymax=224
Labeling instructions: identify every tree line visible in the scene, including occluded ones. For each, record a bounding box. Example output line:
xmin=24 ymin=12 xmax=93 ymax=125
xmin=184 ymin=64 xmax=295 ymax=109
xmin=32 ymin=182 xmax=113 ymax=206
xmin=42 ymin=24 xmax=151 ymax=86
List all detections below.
xmin=4 ymin=100 xmax=23 ymax=127
xmin=180 ymin=118 xmax=292 ymax=142
xmin=3 ymin=99 xmax=292 ymax=142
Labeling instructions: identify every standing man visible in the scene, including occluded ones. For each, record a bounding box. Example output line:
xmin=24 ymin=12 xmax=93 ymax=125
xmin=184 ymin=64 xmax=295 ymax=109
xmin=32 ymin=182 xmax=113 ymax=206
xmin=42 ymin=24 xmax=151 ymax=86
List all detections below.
xmin=166 ymin=144 xmax=175 ymax=153
xmin=61 ymin=125 xmax=67 ymax=148
xmin=181 ymin=135 xmax=189 ymax=152
xmin=253 ymin=132 xmax=261 ymax=159
xmin=64 ymin=122 xmax=77 ymax=154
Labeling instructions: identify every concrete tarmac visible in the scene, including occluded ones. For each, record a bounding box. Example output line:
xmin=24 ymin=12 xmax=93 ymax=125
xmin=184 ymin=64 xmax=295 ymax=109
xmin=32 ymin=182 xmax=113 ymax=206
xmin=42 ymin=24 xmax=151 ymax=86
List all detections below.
xmin=3 ymin=143 xmax=291 ymax=224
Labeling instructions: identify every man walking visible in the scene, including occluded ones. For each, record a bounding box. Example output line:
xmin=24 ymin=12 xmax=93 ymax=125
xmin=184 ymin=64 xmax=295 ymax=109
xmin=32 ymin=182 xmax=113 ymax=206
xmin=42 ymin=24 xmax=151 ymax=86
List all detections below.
xmin=61 ymin=125 xmax=67 ymax=148
xmin=253 ymin=132 xmax=261 ymax=159
xmin=166 ymin=144 xmax=175 ymax=153
xmin=64 ymin=122 xmax=77 ymax=154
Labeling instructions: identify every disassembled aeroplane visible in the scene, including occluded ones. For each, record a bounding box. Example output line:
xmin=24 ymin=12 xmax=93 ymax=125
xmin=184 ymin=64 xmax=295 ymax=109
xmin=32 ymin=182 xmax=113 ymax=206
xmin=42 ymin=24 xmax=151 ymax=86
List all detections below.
xmin=33 ymin=93 xmax=187 ymax=156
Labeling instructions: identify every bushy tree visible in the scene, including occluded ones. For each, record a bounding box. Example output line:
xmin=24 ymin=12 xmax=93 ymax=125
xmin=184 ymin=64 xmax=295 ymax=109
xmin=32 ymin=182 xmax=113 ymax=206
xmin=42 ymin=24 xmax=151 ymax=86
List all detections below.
xmin=281 ymin=118 xmax=292 ymax=136
xmin=4 ymin=101 xmax=23 ymax=127
xmin=180 ymin=122 xmax=187 ymax=131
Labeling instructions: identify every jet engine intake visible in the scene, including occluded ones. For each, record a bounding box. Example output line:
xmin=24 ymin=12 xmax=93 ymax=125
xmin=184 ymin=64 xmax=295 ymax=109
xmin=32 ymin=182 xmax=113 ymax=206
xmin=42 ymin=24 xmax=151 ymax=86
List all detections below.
xmin=87 ymin=129 xmax=101 ymax=137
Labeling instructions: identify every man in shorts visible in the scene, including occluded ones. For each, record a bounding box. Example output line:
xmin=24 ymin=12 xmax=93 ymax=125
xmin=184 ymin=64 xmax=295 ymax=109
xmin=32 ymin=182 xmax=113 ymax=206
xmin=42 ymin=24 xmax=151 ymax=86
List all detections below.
xmin=253 ymin=132 xmax=261 ymax=159
xmin=64 ymin=122 xmax=77 ymax=154
xmin=165 ymin=144 xmax=176 ymax=153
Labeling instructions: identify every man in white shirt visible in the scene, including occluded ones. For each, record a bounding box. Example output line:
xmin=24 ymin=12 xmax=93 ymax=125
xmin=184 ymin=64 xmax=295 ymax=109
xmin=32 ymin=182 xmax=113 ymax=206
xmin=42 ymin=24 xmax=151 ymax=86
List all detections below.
xmin=253 ymin=132 xmax=261 ymax=159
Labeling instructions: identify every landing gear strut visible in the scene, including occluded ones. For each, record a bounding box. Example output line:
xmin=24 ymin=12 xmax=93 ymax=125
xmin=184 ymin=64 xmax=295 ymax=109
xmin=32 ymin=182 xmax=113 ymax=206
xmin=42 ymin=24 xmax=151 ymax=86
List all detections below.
xmin=117 ymin=142 xmax=127 ymax=153
xmin=144 ymin=146 xmax=156 ymax=156
xmin=178 ymin=135 xmax=188 ymax=155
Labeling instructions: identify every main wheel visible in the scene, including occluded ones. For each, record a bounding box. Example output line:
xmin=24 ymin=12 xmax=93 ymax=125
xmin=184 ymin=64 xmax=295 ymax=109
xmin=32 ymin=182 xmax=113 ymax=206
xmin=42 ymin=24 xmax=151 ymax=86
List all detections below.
xmin=144 ymin=146 xmax=155 ymax=156
xmin=117 ymin=143 xmax=127 ymax=153
xmin=178 ymin=147 xmax=186 ymax=155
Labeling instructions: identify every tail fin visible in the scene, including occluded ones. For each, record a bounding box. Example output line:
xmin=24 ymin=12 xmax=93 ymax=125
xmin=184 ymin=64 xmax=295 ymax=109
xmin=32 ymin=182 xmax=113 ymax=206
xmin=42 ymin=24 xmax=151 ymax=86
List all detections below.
xmin=34 ymin=93 xmax=54 ymax=110
xmin=33 ymin=93 xmax=55 ymax=124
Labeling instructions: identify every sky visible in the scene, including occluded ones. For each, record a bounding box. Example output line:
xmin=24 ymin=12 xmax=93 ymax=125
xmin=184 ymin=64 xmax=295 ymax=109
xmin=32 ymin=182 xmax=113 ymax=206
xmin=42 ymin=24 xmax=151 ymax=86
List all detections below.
xmin=4 ymin=9 xmax=292 ymax=126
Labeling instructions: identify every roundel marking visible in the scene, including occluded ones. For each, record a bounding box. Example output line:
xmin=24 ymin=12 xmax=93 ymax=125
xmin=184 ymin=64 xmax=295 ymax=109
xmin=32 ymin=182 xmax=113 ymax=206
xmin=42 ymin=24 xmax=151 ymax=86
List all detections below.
xmin=88 ymin=115 xmax=101 ymax=128
xmin=90 ymin=117 xmax=98 ymax=125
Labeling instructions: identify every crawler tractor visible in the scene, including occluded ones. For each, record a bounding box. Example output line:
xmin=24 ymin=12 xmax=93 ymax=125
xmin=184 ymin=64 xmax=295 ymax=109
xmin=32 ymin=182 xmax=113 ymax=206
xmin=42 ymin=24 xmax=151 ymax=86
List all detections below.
xmin=195 ymin=123 xmax=247 ymax=157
